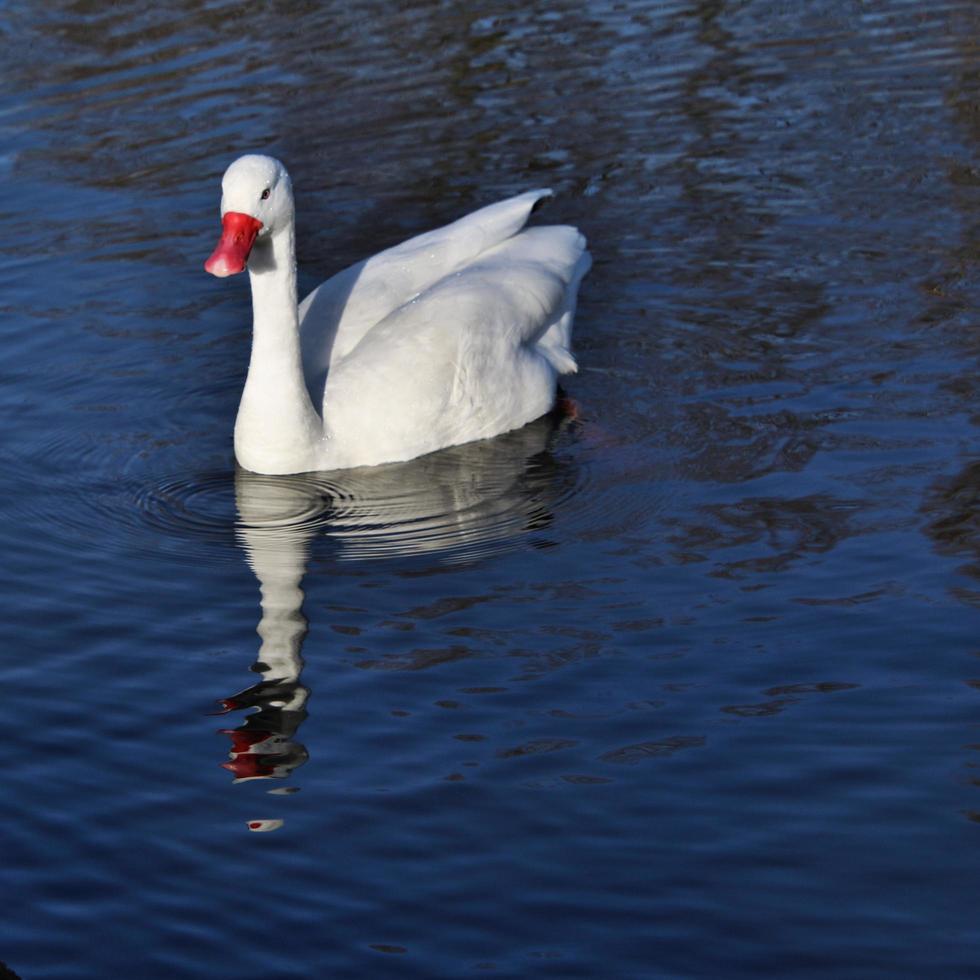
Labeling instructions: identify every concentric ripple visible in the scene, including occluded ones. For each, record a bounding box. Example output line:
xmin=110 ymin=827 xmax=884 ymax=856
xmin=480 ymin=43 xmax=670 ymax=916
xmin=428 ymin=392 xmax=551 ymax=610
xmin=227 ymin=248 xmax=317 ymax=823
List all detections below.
xmin=143 ymin=411 xmax=653 ymax=566
xmin=1 ymin=399 xmax=662 ymax=573
xmin=233 ymin=414 xmax=591 ymax=564
xmin=135 ymin=470 xmax=242 ymax=555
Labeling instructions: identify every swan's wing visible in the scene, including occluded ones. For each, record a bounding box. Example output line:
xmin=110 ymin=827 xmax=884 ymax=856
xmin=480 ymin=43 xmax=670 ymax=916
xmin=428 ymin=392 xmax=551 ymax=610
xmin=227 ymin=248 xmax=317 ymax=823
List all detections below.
xmin=319 ymin=223 xmax=589 ymax=468
xmin=298 ymin=189 xmax=553 ymax=390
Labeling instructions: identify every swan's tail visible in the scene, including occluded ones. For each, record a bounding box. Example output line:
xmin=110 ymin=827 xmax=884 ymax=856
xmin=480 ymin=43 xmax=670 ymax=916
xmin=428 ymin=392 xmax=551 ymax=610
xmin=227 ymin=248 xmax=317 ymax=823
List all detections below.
xmin=536 ymin=237 xmax=591 ymax=375
xmin=481 ymin=224 xmax=591 ymax=375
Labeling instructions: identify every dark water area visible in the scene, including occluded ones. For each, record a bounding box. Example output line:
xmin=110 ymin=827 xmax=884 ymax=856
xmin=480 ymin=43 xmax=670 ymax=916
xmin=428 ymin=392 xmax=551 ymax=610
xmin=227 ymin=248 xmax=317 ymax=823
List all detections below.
xmin=2 ymin=0 xmax=979 ymax=976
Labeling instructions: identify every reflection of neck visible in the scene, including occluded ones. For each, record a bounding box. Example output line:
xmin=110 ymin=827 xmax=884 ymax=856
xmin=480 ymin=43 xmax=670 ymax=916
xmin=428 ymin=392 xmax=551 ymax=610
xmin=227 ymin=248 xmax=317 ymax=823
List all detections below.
xmin=235 ymin=224 xmax=322 ymax=475
xmin=240 ymin=525 xmax=310 ymax=692
xmin=234 ymin=468 xmax=321 ymax=698
xmin=255 ymin=561 xmax=307 ymax=687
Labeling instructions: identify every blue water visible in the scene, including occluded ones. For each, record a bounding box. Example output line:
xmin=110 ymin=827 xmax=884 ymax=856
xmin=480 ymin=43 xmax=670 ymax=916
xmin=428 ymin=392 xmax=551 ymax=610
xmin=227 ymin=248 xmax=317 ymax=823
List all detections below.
xmin=2 ymin=1 xmax=979 ymax=976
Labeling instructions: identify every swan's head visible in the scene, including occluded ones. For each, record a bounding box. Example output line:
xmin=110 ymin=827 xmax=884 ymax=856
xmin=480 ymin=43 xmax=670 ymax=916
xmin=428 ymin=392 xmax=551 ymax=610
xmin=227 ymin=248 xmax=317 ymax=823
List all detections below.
xmin=205 ymin=154 xmax=293 ymax=277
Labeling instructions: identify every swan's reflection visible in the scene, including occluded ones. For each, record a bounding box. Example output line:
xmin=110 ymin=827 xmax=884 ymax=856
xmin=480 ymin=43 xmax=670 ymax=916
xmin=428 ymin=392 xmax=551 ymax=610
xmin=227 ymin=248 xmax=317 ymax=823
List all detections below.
xmin=216 ymin=473 xmax=313 ymax=793
xmin=218 ymin=411 xmax=577 ymax=825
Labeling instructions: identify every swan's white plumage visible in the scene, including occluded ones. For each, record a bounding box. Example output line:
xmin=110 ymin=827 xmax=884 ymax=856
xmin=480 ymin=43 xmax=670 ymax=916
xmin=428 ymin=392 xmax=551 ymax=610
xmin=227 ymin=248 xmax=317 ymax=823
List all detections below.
xmin=206 ymin=155 xmax=590 ymax=475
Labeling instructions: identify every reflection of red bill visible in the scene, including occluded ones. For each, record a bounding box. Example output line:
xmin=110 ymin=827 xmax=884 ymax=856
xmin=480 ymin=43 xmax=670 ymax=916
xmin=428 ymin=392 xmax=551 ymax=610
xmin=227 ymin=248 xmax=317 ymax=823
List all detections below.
xmin=221 ymin=728 xmax=275 ymax=753
xmin=205 ymin=211 xmax=263 ymax=277
xmin=247 ymin=819 xmax=283 ymax=833
xmin=222 ymin=754 xmax=276 ymax=780
xmin=210 ymin=697 xmax=240 ymax=715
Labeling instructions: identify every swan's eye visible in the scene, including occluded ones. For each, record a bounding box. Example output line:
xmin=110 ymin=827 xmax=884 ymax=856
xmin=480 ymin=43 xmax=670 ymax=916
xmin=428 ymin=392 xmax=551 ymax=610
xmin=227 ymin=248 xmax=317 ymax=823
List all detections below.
xmin=260 ymin=188 xmax=270 ymax=200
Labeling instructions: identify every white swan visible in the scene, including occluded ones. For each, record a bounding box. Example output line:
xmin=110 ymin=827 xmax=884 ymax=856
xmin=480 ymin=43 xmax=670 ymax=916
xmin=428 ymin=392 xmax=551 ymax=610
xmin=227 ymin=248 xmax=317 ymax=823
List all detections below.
xmin=204 ymin=154 xmax=590 ymax=475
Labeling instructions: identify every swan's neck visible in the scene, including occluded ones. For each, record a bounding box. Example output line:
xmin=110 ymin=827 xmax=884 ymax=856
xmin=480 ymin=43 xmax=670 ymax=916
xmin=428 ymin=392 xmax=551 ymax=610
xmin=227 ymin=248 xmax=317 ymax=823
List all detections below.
xmin=235 ymin=222 xmax=323 ymax=474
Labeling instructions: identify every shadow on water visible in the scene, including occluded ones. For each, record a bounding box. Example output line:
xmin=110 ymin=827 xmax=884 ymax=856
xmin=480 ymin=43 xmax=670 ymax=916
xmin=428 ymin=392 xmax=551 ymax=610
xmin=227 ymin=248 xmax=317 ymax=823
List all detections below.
xmin=215 ymin=409 xmax=577 ymax=827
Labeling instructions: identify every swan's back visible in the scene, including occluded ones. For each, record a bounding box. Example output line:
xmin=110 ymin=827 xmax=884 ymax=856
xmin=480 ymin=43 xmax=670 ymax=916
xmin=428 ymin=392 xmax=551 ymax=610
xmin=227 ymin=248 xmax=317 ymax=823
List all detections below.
xmin=298 ymin=190 xmax=559 ymax=387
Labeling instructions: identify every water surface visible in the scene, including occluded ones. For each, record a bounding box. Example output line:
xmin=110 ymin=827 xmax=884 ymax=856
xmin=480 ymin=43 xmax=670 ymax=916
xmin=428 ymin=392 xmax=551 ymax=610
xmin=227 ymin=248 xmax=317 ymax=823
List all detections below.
xmin=2 ymin=1 xmax=980 ymax=977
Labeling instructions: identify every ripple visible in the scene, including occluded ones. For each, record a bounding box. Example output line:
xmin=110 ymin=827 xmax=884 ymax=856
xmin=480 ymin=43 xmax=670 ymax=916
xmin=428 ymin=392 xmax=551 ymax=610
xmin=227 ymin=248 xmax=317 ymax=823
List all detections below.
xmin=233 ymin=414 xmax=590 ymax=565
xmin=135 ymin=470 xmax=241 ymax=552
xmin=1 ymin=399 xmax=663 ymax=574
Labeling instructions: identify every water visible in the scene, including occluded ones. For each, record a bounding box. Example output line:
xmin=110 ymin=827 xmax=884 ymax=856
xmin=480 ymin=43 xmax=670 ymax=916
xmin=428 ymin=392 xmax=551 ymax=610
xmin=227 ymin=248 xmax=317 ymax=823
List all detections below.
xmin=2 ymin=0 xmax=979 ymax=976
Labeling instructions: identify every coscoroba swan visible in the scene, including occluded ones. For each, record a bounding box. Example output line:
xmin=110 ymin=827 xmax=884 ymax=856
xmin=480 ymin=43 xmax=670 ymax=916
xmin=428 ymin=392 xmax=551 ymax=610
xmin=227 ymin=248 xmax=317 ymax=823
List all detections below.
xmin=204 ymin=154 xmax=590 ymax=475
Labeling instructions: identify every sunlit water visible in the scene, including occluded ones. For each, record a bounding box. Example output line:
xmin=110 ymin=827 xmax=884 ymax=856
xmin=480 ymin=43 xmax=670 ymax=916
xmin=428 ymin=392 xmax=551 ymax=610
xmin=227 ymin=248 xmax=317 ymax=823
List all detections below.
xmin=1 ymin=1 xmax=979 ymax=977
